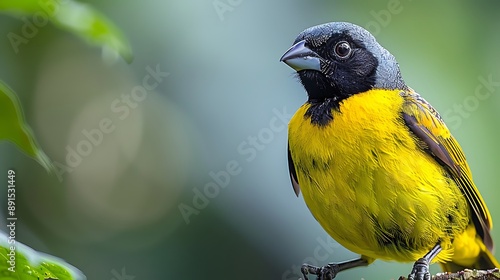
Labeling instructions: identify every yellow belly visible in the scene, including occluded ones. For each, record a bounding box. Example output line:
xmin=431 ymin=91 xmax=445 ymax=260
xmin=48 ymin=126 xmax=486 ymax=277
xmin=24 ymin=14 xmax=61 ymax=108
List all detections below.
xmin=288 ymin=89 xmax=469 ymax=262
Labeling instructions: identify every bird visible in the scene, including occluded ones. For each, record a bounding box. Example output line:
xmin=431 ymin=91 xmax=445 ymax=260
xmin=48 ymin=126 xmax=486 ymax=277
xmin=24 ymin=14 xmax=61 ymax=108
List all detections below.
xmin=280 ymin=22 xmax=498 ymax=280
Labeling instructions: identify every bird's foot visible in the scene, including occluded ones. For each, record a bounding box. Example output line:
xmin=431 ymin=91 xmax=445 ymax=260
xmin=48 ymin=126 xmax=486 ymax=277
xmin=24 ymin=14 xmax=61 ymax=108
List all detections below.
xmin=407 ymin=258 xmax=431 ymax=280
xmin=301 ymin=263 xmax=340 ymax=280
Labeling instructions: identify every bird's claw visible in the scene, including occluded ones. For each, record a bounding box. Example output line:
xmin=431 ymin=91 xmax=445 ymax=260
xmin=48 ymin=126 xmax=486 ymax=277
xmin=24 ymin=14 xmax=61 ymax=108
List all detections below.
xmin=301 ymin=263 xmax=340 ymax=280
xmin=407 ymin=258 xmax=431 ymax=280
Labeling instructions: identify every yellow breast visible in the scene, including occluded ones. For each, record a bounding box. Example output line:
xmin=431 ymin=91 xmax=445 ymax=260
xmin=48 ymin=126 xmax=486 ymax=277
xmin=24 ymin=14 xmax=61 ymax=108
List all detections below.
xmin=288 ymin=89 xmax=469 ymax=262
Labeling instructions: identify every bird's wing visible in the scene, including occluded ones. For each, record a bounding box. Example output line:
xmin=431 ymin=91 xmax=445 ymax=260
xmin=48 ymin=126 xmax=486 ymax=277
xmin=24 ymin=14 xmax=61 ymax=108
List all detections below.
xmin=400 ymin=90 xmax=493 ymax=251
xmin=288 ymin=143 xmax=301 ymax=196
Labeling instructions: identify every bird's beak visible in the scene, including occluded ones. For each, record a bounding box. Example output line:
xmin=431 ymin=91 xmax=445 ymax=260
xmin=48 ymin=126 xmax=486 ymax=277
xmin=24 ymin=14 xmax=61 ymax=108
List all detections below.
xmin=280 ymin=40 xmax=321 ymax=72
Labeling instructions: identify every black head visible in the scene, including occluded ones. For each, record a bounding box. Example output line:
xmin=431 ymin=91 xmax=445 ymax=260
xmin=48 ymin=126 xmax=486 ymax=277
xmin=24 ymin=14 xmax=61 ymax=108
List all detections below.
xmin=281 ymin=22 xmax=407 ymax=102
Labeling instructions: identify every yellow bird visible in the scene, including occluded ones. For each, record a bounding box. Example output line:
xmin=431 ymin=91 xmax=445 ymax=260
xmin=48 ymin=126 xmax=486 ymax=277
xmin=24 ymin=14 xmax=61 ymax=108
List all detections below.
xmin=280 ymin=22 xmax=498 ymax=280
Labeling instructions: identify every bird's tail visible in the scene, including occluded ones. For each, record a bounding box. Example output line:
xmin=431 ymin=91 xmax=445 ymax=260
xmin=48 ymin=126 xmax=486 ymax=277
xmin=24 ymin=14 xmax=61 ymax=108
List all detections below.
xmin=440 ymin=248 xmax=500 ymax=273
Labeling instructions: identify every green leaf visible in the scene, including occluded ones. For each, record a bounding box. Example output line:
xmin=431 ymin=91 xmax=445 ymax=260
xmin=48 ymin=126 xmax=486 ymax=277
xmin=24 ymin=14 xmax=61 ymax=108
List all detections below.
xmin=0 ymin=81 xmax=53 ymax=172
xmin=0 ymin=231 xmax=87 ymax=279
xmin=0 ymin=0 xmax=133 ymax=63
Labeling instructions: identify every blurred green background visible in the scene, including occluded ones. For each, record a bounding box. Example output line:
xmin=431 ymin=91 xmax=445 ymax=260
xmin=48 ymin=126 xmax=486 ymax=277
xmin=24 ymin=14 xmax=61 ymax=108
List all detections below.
xmin=1 ymin=0 xmax=500 ymax=279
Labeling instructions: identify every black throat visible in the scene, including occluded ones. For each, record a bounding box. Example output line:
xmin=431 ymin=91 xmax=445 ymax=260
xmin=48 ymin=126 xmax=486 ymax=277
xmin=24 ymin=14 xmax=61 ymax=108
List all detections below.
xmin=305 ymin=97 xmax=341 ymax=126
xmin=299 ymin=70 xmax=352 ymax=126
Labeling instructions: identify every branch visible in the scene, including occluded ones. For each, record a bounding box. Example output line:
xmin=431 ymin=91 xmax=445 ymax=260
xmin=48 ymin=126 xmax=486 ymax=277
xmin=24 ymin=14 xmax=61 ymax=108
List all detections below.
xmin=397 ymin=269 xmax=500 ymax=280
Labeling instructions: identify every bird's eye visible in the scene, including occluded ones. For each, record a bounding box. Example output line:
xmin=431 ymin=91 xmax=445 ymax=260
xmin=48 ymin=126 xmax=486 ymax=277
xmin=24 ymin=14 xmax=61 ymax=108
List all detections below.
xmin=334 ymin=41 xmax=352 ymax=58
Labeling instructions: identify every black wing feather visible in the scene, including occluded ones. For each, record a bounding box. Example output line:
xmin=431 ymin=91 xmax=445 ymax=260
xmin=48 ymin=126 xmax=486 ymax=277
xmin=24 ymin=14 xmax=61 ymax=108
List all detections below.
xmin=288 ymin=143 xmax=301 ymax=196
